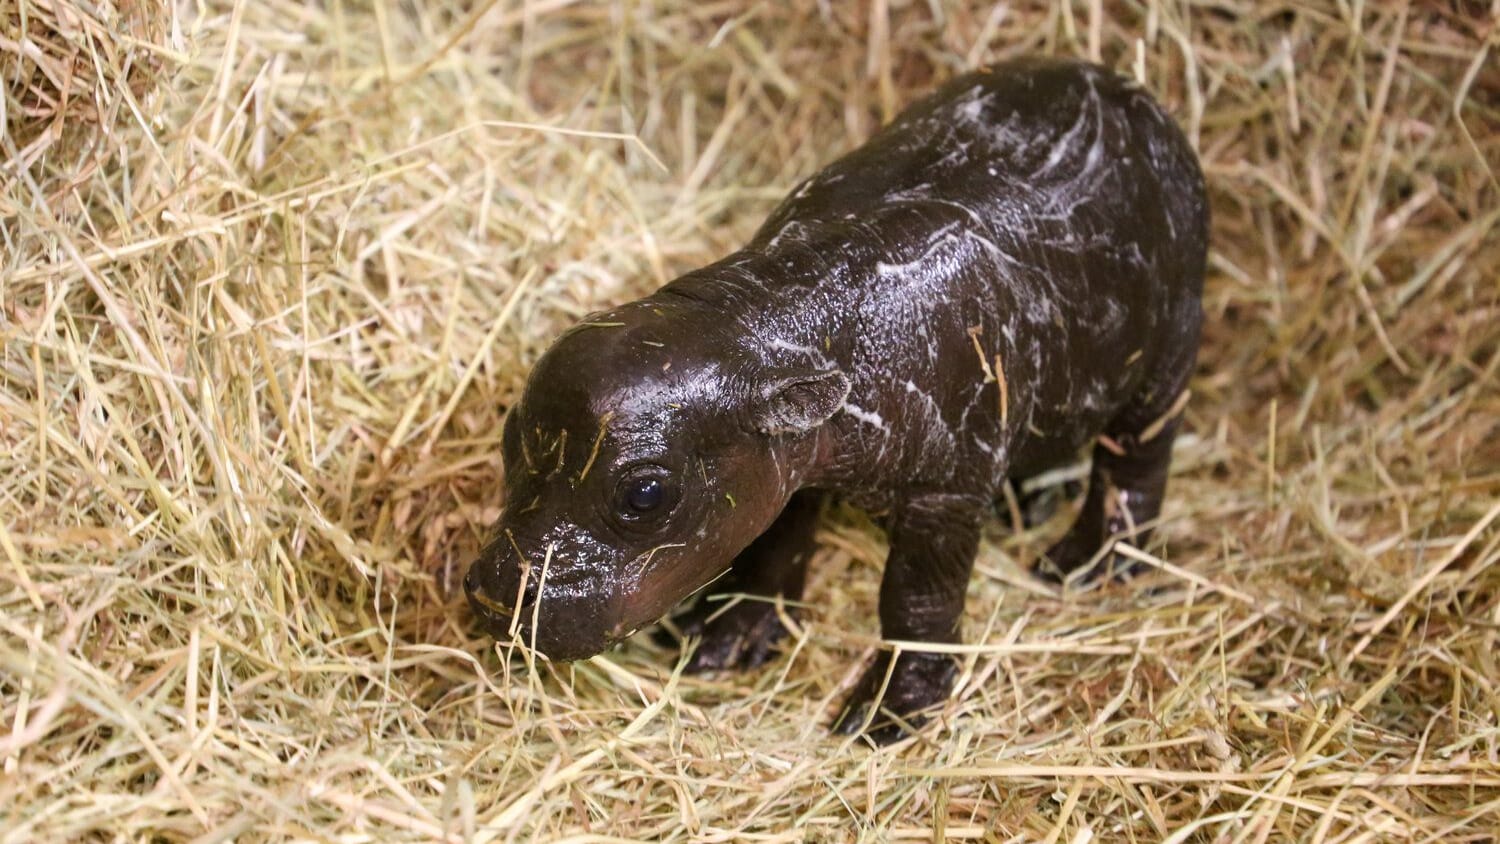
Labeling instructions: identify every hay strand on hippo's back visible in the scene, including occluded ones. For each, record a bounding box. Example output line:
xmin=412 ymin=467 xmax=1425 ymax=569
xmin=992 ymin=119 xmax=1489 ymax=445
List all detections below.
xmin=2 ymin=0 xmax=1497 ymax=840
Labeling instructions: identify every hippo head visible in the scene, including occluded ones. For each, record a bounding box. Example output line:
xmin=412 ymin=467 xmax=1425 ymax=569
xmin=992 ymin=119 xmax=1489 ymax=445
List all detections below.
xmin=463 ymin=296 xmax=849 ymax=660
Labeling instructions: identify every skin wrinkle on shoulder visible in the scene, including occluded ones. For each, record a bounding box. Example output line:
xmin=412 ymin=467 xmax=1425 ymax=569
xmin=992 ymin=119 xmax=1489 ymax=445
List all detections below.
xmin=464 ymin=57 xmax=1208 ymax=741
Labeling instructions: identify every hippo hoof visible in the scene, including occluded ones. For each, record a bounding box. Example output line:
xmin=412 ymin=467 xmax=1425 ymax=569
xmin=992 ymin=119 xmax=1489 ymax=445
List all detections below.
xmin=831 ymin=651 xmax=958 ymax=745
xmin=1033 ymin=533 xmax=1141 ymax=584
xmin=655 ymin=597 xmax=795 ymax=673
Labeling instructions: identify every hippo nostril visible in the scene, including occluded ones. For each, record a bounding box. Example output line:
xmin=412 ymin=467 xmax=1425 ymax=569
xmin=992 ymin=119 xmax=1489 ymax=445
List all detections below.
xmin=469 ymin=586 xmax=514 ymax=617
xmin=463 ymin=560 xmax=521 ymax=635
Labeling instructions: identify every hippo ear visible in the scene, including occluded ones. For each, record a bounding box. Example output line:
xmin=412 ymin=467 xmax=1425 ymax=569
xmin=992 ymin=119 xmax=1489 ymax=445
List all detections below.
xmin=751 ymin=368 xmax=851 ymax=434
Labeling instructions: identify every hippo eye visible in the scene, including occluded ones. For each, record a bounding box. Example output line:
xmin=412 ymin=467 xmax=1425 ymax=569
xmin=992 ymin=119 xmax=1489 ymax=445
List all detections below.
xmin=614 ymin=470 xmax=676 ymax=525
xmin=626 ymin=478 xmax=663 ymax=512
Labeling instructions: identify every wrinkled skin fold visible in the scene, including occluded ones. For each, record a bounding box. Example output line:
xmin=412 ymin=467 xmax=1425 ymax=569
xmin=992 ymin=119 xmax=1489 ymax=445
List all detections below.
xmin=464 ymin=57 xmax=1208 ymax=744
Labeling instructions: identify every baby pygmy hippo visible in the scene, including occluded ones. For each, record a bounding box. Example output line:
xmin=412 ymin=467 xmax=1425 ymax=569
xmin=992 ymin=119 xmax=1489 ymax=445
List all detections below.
xmin=464 ymin=57 xmax=1207 ymax=743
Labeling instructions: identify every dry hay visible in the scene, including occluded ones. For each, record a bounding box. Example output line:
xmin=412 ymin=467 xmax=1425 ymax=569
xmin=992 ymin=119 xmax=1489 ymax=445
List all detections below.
xmin=2 ymin=0 xmax=1498 ymax=840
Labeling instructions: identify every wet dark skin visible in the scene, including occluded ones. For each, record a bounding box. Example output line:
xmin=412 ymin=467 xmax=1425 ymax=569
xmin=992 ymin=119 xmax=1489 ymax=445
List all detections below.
xmin=464 ymin=57 xmax=1208 ymax=744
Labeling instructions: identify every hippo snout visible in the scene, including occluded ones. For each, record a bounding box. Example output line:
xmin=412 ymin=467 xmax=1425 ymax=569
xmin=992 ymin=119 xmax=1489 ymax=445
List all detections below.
xmin=462 ymin=532 xmax=622 ymax=661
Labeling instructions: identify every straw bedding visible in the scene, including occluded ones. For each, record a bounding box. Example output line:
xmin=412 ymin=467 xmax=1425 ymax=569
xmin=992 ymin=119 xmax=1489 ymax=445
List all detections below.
xmin=2 ymin=0 xmax=1497 ymax=840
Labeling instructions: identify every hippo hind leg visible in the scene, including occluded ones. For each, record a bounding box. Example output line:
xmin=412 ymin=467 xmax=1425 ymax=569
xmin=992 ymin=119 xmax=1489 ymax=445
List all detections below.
xmin=653 ymin=490 xmax=821 ymax=671
xmin=1035 ymin=327 xmax=1199 ymax=582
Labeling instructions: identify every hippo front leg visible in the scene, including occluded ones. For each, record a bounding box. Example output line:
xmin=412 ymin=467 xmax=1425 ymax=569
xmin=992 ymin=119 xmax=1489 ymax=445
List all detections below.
xmin=657 ymin=490 xmax=822 ymax=671
xmin=832 ymin=492 xmax=983 ymax=744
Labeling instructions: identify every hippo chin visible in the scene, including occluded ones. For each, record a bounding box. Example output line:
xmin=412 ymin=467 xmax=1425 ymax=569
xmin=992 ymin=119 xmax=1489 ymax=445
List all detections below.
xmin=464 ymin=56 xmax=1208 ymax=744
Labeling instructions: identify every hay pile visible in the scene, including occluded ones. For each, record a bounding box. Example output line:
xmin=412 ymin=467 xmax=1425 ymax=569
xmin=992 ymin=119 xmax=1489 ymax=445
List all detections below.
xmin=2 ymin=0 xmax=1497 ymax=839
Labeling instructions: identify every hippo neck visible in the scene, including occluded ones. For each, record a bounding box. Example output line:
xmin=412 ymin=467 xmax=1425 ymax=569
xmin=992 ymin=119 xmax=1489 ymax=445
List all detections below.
xmin=651 ymin=247 xmax=846 ymax=343
xmin=657 ymin=249 xmax=808 ymax=307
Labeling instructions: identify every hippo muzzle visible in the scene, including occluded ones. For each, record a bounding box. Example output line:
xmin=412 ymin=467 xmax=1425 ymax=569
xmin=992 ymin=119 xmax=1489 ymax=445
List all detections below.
xmin=463 ymin=525 xmax=627 ymax=661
